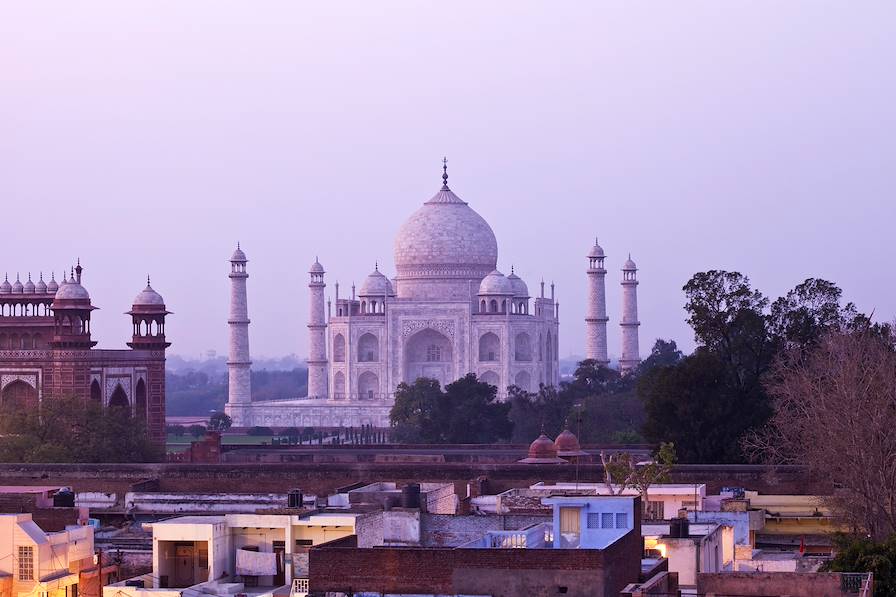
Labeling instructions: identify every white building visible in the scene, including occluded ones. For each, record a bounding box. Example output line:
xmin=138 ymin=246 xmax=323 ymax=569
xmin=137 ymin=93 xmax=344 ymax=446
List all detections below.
xmin=226 ymin=163 xmax=641 ymax=428
xmin=106 ymin=512 xmax=361 ymax=597
xmin=0 ymin=513 xmax=95 ymax=597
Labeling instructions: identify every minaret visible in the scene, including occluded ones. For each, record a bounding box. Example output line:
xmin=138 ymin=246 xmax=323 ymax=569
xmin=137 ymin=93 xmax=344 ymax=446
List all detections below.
xmin=585 ymin=237 xmax=609 ymax=365
xmin=226 ymin=244 xmax=252 ymax=416
xmin=307 ymin=258 xmax=328 ymax=399
xmin=619 ymin=254 xmax=641 ymax=373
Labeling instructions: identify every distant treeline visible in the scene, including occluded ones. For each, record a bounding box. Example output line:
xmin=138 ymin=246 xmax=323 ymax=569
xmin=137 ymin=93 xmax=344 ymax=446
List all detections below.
xmin=166 ymin=367 xmax=308 ymax=415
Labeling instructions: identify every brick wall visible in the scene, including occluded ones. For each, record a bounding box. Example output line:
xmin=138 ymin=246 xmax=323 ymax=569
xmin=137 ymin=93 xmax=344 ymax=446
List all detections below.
xmin=698 ymin=572 xmax=860 ymax=597
xmin=421 ymin=513 xmax=549 ymax=547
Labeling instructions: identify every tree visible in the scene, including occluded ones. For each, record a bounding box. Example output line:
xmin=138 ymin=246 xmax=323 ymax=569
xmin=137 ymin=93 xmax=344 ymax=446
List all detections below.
xmin=825 ymin=533 xmax=896 ymax=596
xmin=208 ymin=412 xmax=232 ymax=432
xmin=248 ymin=426 xmax=273 ymax=436
xmin=389 ymin=375 xmax=512 ymax=444
xmin=0 ymin=395 xmax=162 ymax=463
xmin=637 ymin=339 xmax=684 ymax=374
xmin=166 ymin=424 xmax=186 ymax=437
xmin=389 ymin=378 xmax=445 ymax=443
xmin=745 ymin=331 xmax=896 ymax=541
xmin=639 ymin=349 xmax=771 ymax=463
xmin=442 ymin=374 xmax=513 ymax=443
xmin=188 ymin=424 xmax=206 ymax=438
xmin=768 ymin=278 xmax=857 ymax=350
xmin=599 ymin=442 xmax=676 ymax=503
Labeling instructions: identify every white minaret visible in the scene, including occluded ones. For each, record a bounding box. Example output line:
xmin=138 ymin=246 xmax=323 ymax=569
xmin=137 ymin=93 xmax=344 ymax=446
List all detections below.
xmin=307 ymin=258 xmax=328 ymax=399
xmin=585 ymin=237 xmax=609 ymax=365
xmin=226 ymin=244 xmax=252 ymax=417
xmin=619 ymin=254 xmax=641 ymax=373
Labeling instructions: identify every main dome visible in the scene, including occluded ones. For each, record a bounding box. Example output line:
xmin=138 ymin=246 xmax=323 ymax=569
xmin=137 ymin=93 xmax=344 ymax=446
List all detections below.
xmin=393 ymin=183 xmax=498 ymax=283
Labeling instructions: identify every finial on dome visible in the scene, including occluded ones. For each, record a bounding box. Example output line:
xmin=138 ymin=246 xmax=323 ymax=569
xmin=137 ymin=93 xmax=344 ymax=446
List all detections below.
xmin=147 ymin=274 xmax=151 ymax=286
xmin=28 ymin=272 xmax=32 ymax=281
xmin=375 ymin=261 xmax=379 ymax=272
xmin=39 ymin=272 xmax=43 ymax=281
xmin=441 ymin=156 xmax=450 ymax=191
xmin=511 ymin=265 xmax=515 ymax=275
xmin=237 ymin=241 xmax=240 ymax=249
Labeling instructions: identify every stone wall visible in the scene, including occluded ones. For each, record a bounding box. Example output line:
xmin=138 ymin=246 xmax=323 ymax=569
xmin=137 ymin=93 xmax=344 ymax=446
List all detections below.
xmin=698 ymin=572 xmax=864 ymax=597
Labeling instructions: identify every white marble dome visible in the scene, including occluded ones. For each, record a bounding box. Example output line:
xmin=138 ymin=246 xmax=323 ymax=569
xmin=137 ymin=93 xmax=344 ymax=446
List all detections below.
xmin=588 ymin=238 xmax=605 ymax=258
xmin=36 ymin=275 xmax=47 ymax=294
xmin=359 ymin=267 xmax=394 ymax=297
xmin=623 ymin=256 xmax=637 ymax=270
xmin=11 ymin=276 xmax=24 ymax=294
xmin=231 ymin=245 xmax=247 ymax=262
xmin=46 ymin=275 xmax=58 ymax=293
xmin=478 ymin=270 xmax=514 ymax=295
xmin=309 ymin=258 xmax=324 ymax=274
xmin=507 ymin=270 xmax=529 ymax=298
xmin=393 ymin=186 xmax=498 ymax=281
xmin=0 ymin=276 xmax=11 ymax=294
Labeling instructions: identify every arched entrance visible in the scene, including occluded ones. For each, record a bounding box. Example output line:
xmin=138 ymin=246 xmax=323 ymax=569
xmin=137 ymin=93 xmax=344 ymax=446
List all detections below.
xmin=514 ymin=370 xmax=532 ymax=392
xmin=357 ymin=371 xmax=379 ymax=400
xmin=1 ymin=380 xmax=38 ymax=411
xmin=403 ymin=328 xmax=453 ymax=387
xmin=108 ymin=385 xmax=130 ymax=414
xmin=135 ymin=379 xmax=147 ymax=422
xmin=480 ymin=370 xmax=500 ymax=389
xmin=90 ymin=380 xmax=102 ymax=403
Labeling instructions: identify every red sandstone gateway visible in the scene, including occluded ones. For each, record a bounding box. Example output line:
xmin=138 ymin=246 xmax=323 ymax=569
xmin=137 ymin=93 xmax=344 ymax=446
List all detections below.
xmin=0 ymin=263 xmax=169 ymax=445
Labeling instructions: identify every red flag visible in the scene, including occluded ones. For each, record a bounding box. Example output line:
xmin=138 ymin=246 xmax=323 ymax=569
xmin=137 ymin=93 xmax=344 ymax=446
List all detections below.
xmin=799 ymin=536 xmax=806 ymax=555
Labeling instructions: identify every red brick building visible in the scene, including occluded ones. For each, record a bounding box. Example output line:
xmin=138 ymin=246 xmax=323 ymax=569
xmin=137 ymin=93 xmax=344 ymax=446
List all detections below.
xmin=0 ymin=264 xmax=169 ymax=444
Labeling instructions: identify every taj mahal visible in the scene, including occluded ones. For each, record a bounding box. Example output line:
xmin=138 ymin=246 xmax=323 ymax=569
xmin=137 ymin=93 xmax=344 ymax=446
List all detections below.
xmin=225 ymin=163 xmax=641 ymax=428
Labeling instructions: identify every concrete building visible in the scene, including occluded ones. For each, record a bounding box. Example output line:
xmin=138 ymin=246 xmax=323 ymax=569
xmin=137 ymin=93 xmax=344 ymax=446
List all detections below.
xmin=0 ymin=512 xmax=96 ymax=597
xmin=106 ymin=512 xmax=361 ymax=597
xmin=0 ymin=264 xmax=170 ymax=444
xmin=309 ymin=495 xmax=642 ymax=597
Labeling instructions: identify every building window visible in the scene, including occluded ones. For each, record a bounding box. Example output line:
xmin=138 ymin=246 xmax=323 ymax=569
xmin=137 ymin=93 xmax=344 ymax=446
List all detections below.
xmin=426 ymin=345 xmax=442 ymax=362
xmin=645 ymin=501 xmax=665 ymax=520
xmin=601 ymin=513 xmax=614 ymax=528
xmin=587 ymin=513 xmax=600 ymax=529
xmin=615 ymin=513 xmax=628 ymax=528
xmin=18 ymin=545 xmax=33 ymax=580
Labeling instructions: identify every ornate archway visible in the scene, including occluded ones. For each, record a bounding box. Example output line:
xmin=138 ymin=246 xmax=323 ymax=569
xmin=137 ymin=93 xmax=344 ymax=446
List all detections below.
xmin=403 ymin=328 xmax=453 ymax=387
xmin=1 ymin=380 xmax=38 ymax=411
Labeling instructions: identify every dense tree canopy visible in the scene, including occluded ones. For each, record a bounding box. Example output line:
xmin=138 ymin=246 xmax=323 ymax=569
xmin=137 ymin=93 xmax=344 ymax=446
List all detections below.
xmin=0 ymin=395 xmax=162 ymax=463
xmin=639 ymin=272 xmax=876 ymax=463
xmin=390 ymin=374 xmax=512 ymax=443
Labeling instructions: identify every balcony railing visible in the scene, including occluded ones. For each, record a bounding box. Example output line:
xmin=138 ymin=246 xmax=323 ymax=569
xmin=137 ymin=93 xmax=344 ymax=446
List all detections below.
xmin=841 ymin=572 xmax=873 ymax=594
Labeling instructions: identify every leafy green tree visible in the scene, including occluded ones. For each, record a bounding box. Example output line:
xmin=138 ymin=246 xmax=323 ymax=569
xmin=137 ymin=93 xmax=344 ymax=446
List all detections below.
xmin=208 ymin=411 xmax=232 ymax=432
xmin=390 ymin=375 xmax=512 ymax=444
xmin=188 ymin=424 xmax=206 ymax=438
xmin=508 ymin=385 xmax=573 ymax=443
xmin=637 ymin=339 xmax=683 ymax=374
xmin=442 ymin=374 xmax=512 ymax=443
xmin=639 ymin=350 xmax=771 ymax=463
xmin=390 ymin=378 xmax=445 ymax=443
xmin=0 ymin=395 xmax=162 ymax=463
xmin=825 ymin=534 xmax=896 ymax=596
xmin=248 ymin=426 xmax=273 ymax=436
xmin=600 ymin=442 xmax=677 ymax=502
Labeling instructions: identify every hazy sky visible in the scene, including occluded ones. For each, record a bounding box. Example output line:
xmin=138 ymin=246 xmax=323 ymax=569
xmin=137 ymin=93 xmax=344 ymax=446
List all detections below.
xmin=2 ymin=2 xmax=894 ymax=360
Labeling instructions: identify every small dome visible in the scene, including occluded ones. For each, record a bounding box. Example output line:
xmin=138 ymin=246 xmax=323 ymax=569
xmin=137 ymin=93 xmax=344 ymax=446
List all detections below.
xmin=35 ymin=274 xmax=47 ymax=294
xmin=478 ymin=270 xmax=514 ymax=295
xmin=527 ymin=434 xmax=558 ymax=459
xmin=588 ymin=237 xmax=605 ymax=259
xmin=359 ymin=267 xmax=393 ymax=297
xmin=133 ymin=279 xmax=165 ymax=307
xmin=309 ymin=258 xmax=324 ymax=274
xmin=46 ymin=274 xmax=59 ymax=293
xmin=231 ymin=244 xmax=247 ymax=262
xmin=0 ymin=275 xmax=11 ymax=294
xmin=506 ymin=269 xmax=529 ymax=298
xmin=11 ymin=275 xmax=24 ymax=294
xmin=54 ymin=281 xmax=90 ymax=301
xmin=23 ymin=274 xmax=35 ymax=294
xmin=554 ymin=429 xmax=585 ymax=455
xmin=623 ymin=255 xmax=637 ymax=270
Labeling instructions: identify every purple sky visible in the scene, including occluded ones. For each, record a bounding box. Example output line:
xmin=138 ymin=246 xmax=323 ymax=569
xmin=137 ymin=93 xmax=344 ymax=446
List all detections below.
xmin=2 ymin=2 xmax=894 ymax=361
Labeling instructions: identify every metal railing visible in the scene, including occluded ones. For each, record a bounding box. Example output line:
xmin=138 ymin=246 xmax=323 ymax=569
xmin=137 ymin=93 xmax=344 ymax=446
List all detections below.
xmin=841 ymin=572 xmax=872 ymax=594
